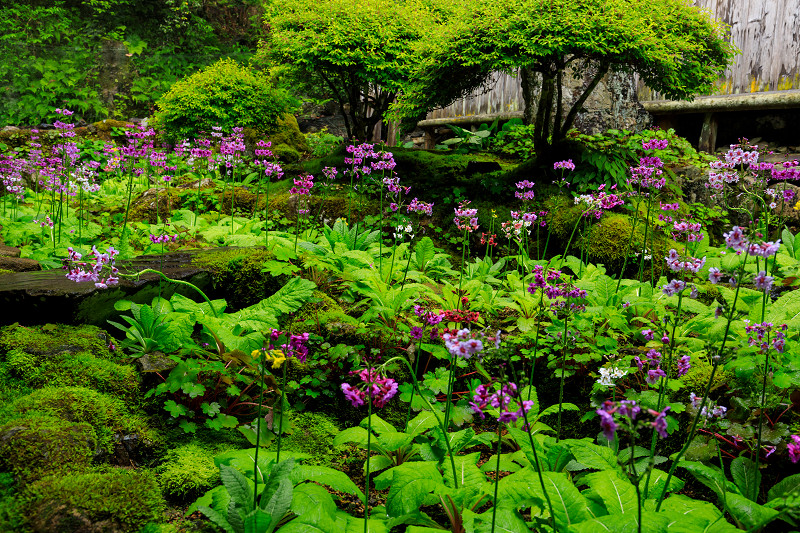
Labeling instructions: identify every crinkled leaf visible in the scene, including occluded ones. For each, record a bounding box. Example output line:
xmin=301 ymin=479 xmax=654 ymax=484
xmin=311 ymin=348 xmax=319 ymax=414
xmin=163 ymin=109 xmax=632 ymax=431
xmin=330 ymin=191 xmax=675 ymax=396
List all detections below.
xmin=291 ymin=464 xmax=364 ymax=499
xmin=291 ymin=483 xmax=337 ymax=519
xmin=373 ymin=462 xmax=443 ymax=517
xmin=767 ymin=472 xmax=800 ymax=502
xmin=724 ymin=493 xmax=779 ymax=530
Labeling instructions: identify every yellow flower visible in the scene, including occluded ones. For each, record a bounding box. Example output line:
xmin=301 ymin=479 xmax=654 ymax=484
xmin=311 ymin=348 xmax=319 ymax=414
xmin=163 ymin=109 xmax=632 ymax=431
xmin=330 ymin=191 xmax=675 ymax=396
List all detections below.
xmin=265 ymin=350 xmax=286 ymax=369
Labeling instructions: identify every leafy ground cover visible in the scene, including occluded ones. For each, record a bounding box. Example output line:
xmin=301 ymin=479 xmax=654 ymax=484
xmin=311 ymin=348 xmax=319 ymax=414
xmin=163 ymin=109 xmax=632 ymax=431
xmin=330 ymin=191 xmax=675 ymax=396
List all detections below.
xmin=0 ymin=114 xmax=799 ymax=532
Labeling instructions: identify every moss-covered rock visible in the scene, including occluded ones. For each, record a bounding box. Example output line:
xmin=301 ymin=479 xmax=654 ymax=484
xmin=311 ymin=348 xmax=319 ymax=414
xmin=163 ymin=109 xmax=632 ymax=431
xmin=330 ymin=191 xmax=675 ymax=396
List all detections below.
xmin=154 ymin=443 xmax=219 ymax=501
xmin=265 ymin=114 xmax=310 ymax=154
xmin=272 ymin=143 xmax=300 ymax=163
xmin=0 ymin=415 xmax=96 ymax=482
xmin=22 ymin=467 xmax=164 ymax=533
xmin=583 ymin=213 xmax=642 ymax=268
xmin=0 ymin=324 xmax=140 ymax=401
xmin=90 ymin=119 xmax=131 ymax=142
xmin=0 ymin=323 xmax=111 ymax=358
xmin=190 ymin=248 xmax=285 ymax=309
xmin=9 ymin=387 xmax=152 ymax=455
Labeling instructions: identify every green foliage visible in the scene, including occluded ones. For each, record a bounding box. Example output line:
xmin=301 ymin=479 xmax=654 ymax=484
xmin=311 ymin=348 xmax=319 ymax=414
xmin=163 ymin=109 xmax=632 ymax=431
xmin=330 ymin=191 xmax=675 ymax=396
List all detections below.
xmin=306 ymin=130 xmax=344 ymax=158
xmin=394 ymin=0 xmax=736 ymax=151
xmin=155 ymin=443 xmax=221 ymax=501
xmin=0 ymin=415 xmax=96 ymax=482
xmin=22 ymin=467 xmax=164 ymax=532
xmin=154 ymin=58 xmax=292 ymax=141
xmin=262 ymin=0 xmax=433 ymax=140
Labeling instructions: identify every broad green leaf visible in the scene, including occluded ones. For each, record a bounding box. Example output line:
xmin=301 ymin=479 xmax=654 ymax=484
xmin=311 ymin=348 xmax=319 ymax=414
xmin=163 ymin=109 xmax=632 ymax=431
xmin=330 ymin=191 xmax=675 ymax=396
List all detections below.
xmin=564 ymin=440 xmax=623 ymax=474
xmin=197 ymin=505 xmax=235 ymax=533
xmin=570 ymin=511 xmax=670 ymax=532
xmin=414 ymin=236 xmax=435 ymax=271
xmin=220 ymin=464 xmax=253 ymax=515
xmin=678 ymin=461 xmax=739 ymax=498
xmin=243 ymin=508 xmax=272 ymax=533
xmin=767 ymin=472 xmax=800 ymax=502
xmin=373 ymin=462 xmax=443 ymax=517
xmin=641 ymin=469 xmax=684 ymax=499
xmin=724 ymin=492 xmax=779 ymax=530
xmin=291 ymin=483 xmax=337 ymax=519
xmin=730 ymin=456 xmax=760 ymax=501
xmin=540 ymin=471 xmax=591 ymax=529
xmin=659 ymin=494 xmax=725 ymax=532
xmin=406 ymin=411 xmax=438 ymax=437
xmin=291 ymin=465 xmax=364 ymax=498
xmin=473 ymin=507 xmax=531 ymax=533
xmin=262 ymin=478 xmax=292 ymax=532
xmin=583 ymin=472 xmax=637 ymax=515
xmin=359 ymin=414 xmax=396 ymax=434
xmin=333 ymin=426 xmax=369 ymax=446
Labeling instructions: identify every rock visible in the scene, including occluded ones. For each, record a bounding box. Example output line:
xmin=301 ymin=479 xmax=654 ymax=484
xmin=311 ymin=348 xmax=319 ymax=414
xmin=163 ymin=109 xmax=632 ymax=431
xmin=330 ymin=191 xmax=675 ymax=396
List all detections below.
xmin=0 ymin=245 xmax=21 ymax=258
xmin=1 ymin=126 xmax=19 ymax=132
xmin=0 ymin=256 xmax=41 ymax=272
xmin=177 ymin=177 xmax=214 ymax=189
xmin=466 ymin=160 xmax=502 ymax=175
xmin=135 ymin=351 xmax=177 ymax=374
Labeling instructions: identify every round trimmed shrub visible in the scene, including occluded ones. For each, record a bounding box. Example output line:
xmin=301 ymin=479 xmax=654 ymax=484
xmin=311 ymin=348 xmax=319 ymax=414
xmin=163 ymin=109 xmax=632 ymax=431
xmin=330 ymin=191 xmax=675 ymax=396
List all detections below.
xmin=154 ymin=58 xmax=292 ymax=141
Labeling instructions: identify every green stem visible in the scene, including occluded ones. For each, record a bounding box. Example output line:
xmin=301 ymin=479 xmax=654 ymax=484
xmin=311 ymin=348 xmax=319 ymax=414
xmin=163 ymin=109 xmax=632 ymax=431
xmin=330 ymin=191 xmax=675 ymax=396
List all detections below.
xmin=253 ymin=350 xmax=266 ymax=509
xmin=655 ymin=254 xmax=749 ymax=510
xmin=638 ymin=195 xmax=654 ymax=284
xmin=556 ymin=315 xmax=570 ymax=442
xmin=385 ymin=356 xmax=458 ymax=488
xmin=630 ymin=432 xmax=642 ymax=533
xmin=364 ymin=385 xmax=372 ymax=533
xmin=443 ymin=352 xmax=456 ymax=431
xmin=128 ymin=269 xmax=218 ymax=317
xmin=276 ymin=360 xmax=288 ymax=463
xmin=491 ymin=421 xmax=502 ymax=533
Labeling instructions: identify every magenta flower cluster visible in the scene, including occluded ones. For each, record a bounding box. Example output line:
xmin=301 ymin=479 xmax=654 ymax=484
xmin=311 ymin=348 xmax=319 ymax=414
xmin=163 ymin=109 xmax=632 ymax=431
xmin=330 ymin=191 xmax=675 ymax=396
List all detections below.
xmin=744 ymin=321 xmax=787 ymax=353
xmin=723 ymin=226 xmax=780 ymax=257
xmin=470 ymin=383 xmax=534 ymax=423
xmin=64 ymin=245 xmax=120 ymax=289
xmin=596 ymin=400 xmax=671 ymax=441
xmin=665 ymin=249 xmax=706 ymax=273
xmin=453 ymin=200 xmax=479 ymax=232
xmin=553 ymin=159 xmax=575 ymax=171
xmin=789 ymin=435 xmax=800 ymax=463
xmin=442 ymin=328 xmax=484 ymax=359
xmin=407 ymin=197 xmax=434 ymax=216
xmin=290 ymin=174 xmax=314 ymax=196
xmin=642 ymin=139 xmax=669 ymax=151
xmin=341 ymin=368 xmax=398 ymax=408
xmin=514 ymin=180 xmax=535 ymax=201
xmin=149 ymin=234 xmax=178 ymax=244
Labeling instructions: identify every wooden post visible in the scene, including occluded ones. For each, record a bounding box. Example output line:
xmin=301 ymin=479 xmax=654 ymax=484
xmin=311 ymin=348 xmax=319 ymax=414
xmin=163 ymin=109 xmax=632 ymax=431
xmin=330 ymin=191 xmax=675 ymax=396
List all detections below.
xmin=699 ymin=112 xmax=718 ymax=153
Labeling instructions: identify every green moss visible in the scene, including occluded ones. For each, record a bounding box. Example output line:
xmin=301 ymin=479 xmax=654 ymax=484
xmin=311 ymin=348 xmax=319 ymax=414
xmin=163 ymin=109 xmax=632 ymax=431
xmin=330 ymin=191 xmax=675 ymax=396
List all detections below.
xmin=682 ymin=355 xmax=732 ymax=394
xmin=0 ymin=415 xmax=96 ymax=482
xmin=0 ymin=472 xmax=25 ymax=532
xmin=0 ymin=269 xmax=13 ymax=276
xmin=9 ymin=387 xmax=152 ymax=453
xmin=281 ymin=412 xmax=341 ymax=467
xmin=583 ymin=213 xmax=642 ymax=268
xmin=22 ymin=467 xmax=164 ymax=533
xmin=267 ymin=114 xmax=310 ymax=153
xmin=154 ymin=443 xmax=220 ymax=501
xmin=272 ymin=143 xmax=300 ymax=163
xmin=5 ymin=348 xmax=140 ymax=403
xmin=190 ymin=248 xmax=285 ymax=309
xmin=0 ymin=323 xmax=112 ymax=359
